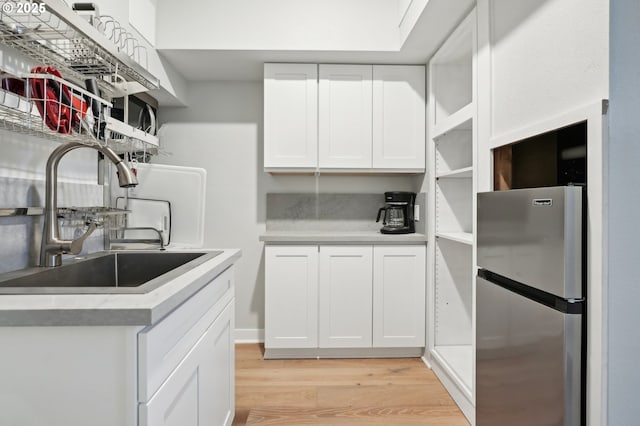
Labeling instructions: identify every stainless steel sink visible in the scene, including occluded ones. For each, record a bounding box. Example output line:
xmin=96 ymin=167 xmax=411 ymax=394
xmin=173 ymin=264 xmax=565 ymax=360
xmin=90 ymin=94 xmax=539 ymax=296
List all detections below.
xmin=0 ymin=251 xmax=221 ymax=294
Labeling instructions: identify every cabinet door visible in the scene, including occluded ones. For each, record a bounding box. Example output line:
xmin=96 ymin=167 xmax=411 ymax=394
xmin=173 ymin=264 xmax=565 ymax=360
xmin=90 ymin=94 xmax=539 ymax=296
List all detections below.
xmin=265 ymin=245 xmax=319 ymax=348
xmin=373 ymin=245 xmax=426 ymax=347
xmin=372 ymin=65 xmax=426 ymax=170
xmin=140 ymin=301 xmax=235 ymax=426
xmin=264 ymin=63 xmax=318 ymax=169
xmin=208 ymin=302 xmax=235 ymax=426
xmin=319 ymin=246 xmax=373 ymax=348
xmin=319 ymin=64 xmax=373 ymax=169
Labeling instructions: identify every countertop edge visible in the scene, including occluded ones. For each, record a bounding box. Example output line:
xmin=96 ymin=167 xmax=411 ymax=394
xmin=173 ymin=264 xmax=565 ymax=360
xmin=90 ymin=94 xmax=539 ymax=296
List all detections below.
xmin=259 ymin=232 xmax=428 ymax=244
xmin=0 ymin=249 xmax=242 ymax=327
xmin=148 ymin=250 xmax=242 ymax=326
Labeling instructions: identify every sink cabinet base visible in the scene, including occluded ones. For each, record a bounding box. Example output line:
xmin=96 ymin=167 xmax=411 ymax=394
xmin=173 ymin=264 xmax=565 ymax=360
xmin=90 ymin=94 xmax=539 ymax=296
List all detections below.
xmin=0 ymin=325 xmax=141 ymax=426
xmin=0 ymin=265 xmax=236 ymax=426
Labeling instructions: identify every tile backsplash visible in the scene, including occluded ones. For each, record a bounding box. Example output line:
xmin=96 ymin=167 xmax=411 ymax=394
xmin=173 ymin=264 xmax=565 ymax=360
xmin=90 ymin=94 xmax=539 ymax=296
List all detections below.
xmin=266 ymin=192 xmax=426 ymax=233
xmin=0 ymin=125 xmax=106 ymax=274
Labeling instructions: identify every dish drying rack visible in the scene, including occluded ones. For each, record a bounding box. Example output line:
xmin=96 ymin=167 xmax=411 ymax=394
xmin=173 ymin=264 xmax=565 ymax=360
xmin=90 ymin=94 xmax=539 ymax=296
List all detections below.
xmin=0 ymin=0 xmax=159 ymax=96
xmin=0 ymin=72 xmax=159 ymax=153
xmin=0 ymin=205 xmax=129 ymax=229
xmin=57 ymin=206 xmax=128 ymax=230
xmin=0 ymin=0 xmax=161 ymax=152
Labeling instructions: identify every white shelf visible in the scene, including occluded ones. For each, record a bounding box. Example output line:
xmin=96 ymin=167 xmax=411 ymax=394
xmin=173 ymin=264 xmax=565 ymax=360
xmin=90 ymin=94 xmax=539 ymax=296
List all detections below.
xmin=436 ymin=232 xmax=473 ymax=245
xmin=105 ymin=116 xmax=159 ymax=153
xmin=428 ymin=8 xmax=476 ymax=423
xmin=433 ymin=103 xmax=473 ymax=139
xmin=434 ymin=238 xmax=472 ymax=344
xmin=436 ymin=166 xmax=473 ymax=179
xmin=435 ymin=178 xmax=472 ymax=234
xmin=432 ymin=344 xmax=473 ymax=393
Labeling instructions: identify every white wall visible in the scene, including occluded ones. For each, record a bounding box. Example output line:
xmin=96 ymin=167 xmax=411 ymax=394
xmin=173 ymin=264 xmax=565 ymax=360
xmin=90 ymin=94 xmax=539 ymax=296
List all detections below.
xmin=607 ymin=0 xmax=640 ymax=423
xmin=157 ymin=81 xmax=416 ymax=337
xmin=484 ymin=0 xmax=608 ymax=139
xmin=156 ymin=0 xmax=399 ymax=52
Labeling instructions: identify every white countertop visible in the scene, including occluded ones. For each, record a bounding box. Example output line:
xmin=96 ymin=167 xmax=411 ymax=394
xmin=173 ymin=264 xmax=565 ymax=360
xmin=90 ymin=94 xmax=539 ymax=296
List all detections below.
xmin=260 ymin=230 xmax=427 ymax=244
xmin=0 ymin=248 xmax=241 ymax=327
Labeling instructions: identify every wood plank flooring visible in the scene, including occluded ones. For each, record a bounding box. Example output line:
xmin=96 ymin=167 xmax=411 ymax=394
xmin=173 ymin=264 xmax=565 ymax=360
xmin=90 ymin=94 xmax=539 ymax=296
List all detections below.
xmin=233 ymin=344 xmax=469 ymax=426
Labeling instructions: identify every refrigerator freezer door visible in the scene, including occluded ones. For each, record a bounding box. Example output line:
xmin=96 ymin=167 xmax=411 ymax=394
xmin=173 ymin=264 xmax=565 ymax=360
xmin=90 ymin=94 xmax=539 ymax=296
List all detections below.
xmin=476 ymin=276 xmax=582 ymax=426
xmin=477 ymin=186 xmax=582 ymax=299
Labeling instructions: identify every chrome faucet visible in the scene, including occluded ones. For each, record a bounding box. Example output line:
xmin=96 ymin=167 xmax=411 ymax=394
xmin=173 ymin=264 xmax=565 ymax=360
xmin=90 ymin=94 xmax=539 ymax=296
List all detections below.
xmin=40 ymin=142 xmax=138 ymax=267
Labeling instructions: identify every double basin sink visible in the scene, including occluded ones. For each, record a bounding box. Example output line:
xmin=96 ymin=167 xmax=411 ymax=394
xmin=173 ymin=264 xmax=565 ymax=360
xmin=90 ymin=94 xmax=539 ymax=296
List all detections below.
xmin=0 ymin=251 xmax=221 ymax=294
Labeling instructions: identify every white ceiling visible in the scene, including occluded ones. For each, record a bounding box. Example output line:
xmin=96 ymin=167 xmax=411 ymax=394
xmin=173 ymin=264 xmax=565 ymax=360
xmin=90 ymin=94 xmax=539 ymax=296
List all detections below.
xmin=158 ymin=50 xmax=422 ymax=81
xmin=155 ymin=0 xmax=475 ymax=81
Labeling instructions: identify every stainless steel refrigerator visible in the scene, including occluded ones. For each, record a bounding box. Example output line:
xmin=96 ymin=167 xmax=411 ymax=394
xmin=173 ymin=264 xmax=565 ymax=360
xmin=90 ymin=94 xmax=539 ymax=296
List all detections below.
xmin=476 ymin=186 xmax=585 ymax=426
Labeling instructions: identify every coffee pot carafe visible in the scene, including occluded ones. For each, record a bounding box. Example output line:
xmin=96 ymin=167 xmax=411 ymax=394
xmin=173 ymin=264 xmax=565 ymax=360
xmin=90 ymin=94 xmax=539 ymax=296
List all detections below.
xmin=376 ymin=191 xmax=416 ymax=234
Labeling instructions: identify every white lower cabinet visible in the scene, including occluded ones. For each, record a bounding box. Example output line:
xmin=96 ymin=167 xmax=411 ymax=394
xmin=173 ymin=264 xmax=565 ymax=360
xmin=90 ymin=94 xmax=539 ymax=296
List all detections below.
xmin=0 ymin=263 xmax=237 ymax=426
xmin=139 ymin=266 xmax=235 ymax=426
xmin=265 ymin=245 xmax=319 ymax=348
xmin=265 ymin=244 xmax=426 ymax=356
xmin=139 ymin=302 xmax=235 ymax=426
xmin=319 ymin=246 xmax=373 ymax=348
xmin=373 ymin=245 xmax=426 ymax=347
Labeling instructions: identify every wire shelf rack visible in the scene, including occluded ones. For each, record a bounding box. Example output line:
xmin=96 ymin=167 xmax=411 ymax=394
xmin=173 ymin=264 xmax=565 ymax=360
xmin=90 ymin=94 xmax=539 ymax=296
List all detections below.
xmin=0 ymin=72 xmax=159 ymax=151
xmin=0 ymin=0 xmax=159 ymax=93
xmin=58 ymin=206 xmax=129 ymax=230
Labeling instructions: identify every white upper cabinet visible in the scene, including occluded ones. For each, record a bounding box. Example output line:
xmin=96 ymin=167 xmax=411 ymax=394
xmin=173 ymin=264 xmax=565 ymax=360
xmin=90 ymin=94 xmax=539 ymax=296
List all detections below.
xmin=372 ymin=65 xmax=426 ymax=170
xmin=264 ymin=63 xmax=318 ymax=169
xmin=264 ymin=63 xmax=425 ymax=172
xmin=319 ymin=64 xmax=373 ymax=169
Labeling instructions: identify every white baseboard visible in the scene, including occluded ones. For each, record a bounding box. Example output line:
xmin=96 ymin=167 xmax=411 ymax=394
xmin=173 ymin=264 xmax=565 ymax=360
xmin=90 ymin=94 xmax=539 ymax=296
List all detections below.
xmin=264 ymin=347 xmax=424 ymax=359
xmin=421 ymin=354 xmax=433 ymax=369
xmin=235 ymin=328 xmax=264 ymax=343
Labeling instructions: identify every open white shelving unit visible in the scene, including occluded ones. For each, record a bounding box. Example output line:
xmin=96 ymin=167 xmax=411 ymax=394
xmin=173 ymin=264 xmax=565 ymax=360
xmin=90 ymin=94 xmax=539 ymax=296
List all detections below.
xmin=427 ymin=8 xmax=477 ymax=423
xmin=436 ymin=232 xmax=473 ymax=245
xmin=436 ymin=166 xmax=473 ymax=179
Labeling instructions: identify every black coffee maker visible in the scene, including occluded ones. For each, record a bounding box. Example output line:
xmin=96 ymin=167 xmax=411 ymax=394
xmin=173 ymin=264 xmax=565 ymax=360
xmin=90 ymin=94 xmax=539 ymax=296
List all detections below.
xmin=376 ymin=191 xmax=416 ymax=234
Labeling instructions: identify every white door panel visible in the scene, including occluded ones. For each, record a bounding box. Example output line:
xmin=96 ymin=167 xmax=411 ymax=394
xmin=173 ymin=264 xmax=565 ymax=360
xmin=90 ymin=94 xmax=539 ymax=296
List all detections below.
xmin=319 ymin=245 xmax=373 ymax=348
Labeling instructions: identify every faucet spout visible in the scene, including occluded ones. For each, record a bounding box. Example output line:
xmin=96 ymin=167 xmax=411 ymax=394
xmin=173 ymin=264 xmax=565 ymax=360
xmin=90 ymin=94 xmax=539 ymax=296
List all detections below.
xmin=39 ymin=142 xmax=138 ymax=267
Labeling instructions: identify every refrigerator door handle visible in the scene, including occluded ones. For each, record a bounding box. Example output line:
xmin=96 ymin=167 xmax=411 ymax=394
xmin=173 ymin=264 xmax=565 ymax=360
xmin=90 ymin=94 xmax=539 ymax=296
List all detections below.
xmin=478 ymin=269 xmax=584 ymax=315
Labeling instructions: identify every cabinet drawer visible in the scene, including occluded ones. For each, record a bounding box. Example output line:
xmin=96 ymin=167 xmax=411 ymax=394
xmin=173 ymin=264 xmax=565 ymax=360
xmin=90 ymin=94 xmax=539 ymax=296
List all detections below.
xmin=139 ymin=302 xmax=235 ymax=426
xmin=138 ymin=266 xmax=234 ymax=402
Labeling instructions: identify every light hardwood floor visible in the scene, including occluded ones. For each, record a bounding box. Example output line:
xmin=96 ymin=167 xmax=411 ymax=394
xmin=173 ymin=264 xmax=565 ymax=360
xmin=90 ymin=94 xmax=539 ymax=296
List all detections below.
xmin=233 ymin=344 xmax=469 ymax=426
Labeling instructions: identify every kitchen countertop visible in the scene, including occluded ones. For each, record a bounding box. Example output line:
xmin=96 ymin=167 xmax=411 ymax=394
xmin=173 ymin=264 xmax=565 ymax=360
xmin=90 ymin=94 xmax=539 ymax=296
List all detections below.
xmin=259 ymin=230 xmax=427 ymax=244
xmin=0 ymin=248 xmax=241 ymax=327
